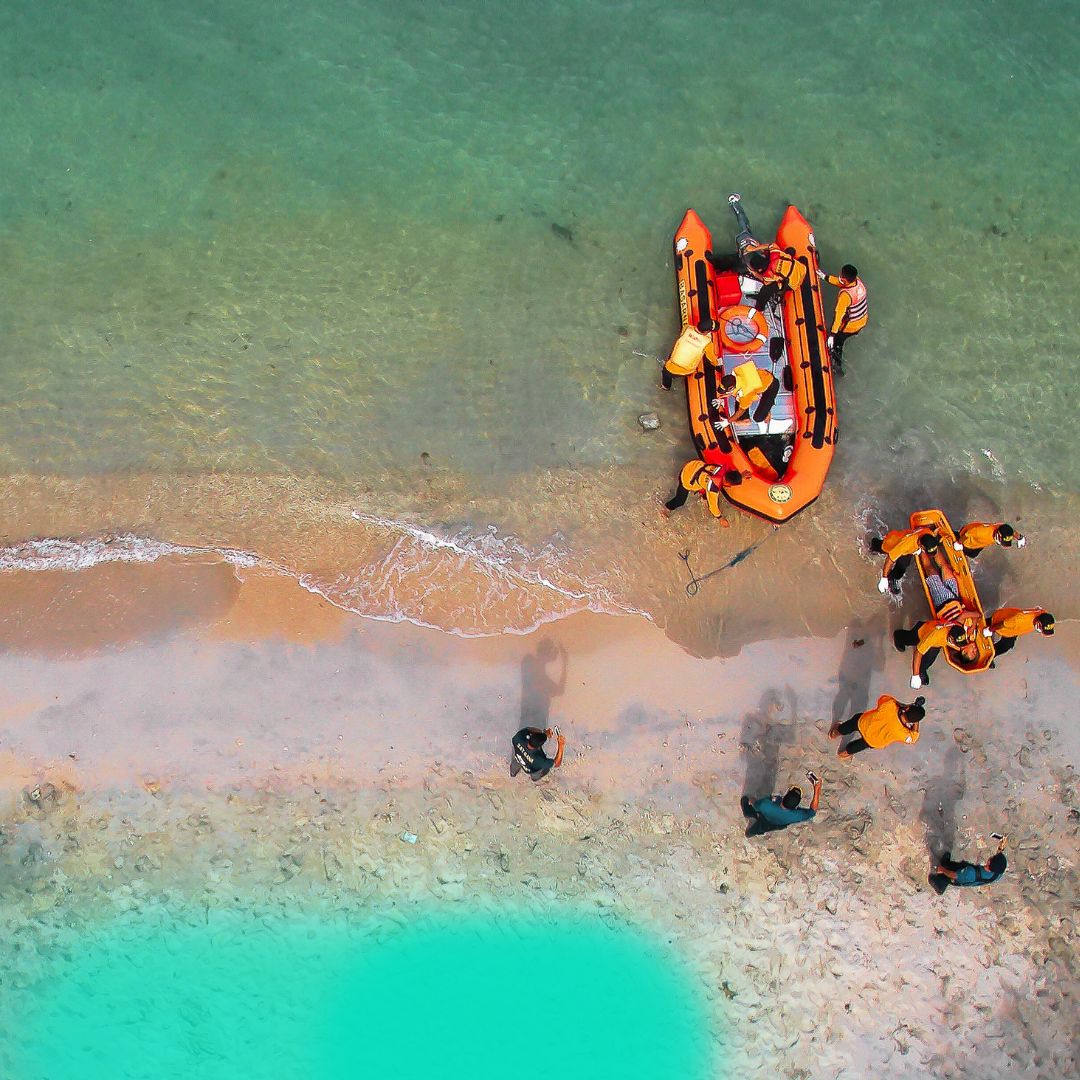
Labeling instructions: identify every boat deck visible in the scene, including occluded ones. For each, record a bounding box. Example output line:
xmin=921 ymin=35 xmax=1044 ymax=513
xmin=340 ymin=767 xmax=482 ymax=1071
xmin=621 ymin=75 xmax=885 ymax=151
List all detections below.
xmin=726 ymin=278 xmax=796 ymax=438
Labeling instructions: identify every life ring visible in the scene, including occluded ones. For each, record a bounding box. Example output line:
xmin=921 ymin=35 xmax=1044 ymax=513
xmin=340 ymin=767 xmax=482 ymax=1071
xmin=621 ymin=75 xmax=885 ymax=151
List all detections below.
xmin=717 ymin=305 xmax=768 ymax=353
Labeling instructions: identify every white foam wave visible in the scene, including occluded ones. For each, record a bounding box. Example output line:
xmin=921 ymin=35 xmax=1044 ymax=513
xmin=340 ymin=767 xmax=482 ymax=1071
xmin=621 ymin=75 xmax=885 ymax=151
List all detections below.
xmin=0 ymin=520 xmax=646 ymax=639
xmin=0 ymin=534 xmax=265 ymax=574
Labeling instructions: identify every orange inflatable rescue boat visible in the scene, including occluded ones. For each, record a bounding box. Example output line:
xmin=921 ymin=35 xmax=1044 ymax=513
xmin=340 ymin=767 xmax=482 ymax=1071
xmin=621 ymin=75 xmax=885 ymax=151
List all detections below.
xmin=670 ymin=202 xmax=836 ymax=522
xmin=910 ymin=509 xmax=994 ymax=674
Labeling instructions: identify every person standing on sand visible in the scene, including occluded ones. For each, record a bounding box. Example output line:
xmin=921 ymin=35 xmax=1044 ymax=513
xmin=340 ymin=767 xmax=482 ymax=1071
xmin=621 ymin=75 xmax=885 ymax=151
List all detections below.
xmin=829 ymin=694 xmax=925 ymax=759
xmin=929 ymin=835 xmax=1008 ymax=894
xmin=510 ymin=726 xmax=566 ymax=782
xmin=740 ymin=771 xmax=822 ymax=836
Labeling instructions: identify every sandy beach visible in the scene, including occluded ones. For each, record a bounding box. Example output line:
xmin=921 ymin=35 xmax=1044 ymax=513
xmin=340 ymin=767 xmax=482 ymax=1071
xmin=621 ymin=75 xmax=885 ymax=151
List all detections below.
xmin=1 ymin=563 xmax=1076 ymax=1078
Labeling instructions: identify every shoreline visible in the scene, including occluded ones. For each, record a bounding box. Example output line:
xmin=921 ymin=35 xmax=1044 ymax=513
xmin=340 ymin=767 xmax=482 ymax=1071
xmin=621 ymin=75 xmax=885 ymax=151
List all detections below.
xmin=2 ymin=467 xmax=1078 ymax=660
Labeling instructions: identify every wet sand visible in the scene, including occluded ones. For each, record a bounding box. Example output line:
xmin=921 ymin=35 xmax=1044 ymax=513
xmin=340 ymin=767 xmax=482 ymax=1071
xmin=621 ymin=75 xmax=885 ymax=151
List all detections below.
xmin=1 ymin=567 xmax=1077 ymax=1078
xmin=3 ymin=467 xmax=1078 ymax=658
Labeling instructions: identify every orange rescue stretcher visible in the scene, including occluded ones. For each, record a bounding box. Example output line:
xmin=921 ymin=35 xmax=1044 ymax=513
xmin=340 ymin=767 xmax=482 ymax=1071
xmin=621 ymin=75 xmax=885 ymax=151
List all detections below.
xmin=671 ymin=206 xmax=836 ymax=523
xmin=910 ymin=508 xmax=994 ymax=674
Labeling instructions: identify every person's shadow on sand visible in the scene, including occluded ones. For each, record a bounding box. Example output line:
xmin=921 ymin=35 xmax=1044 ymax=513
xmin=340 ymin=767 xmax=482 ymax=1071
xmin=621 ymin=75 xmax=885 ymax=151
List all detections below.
xmin=831 ymin=618 xmax=887 ymax=727
xmin=920 ymin=743 xmax=967 ymax=891
xmin=739 ymin=689 xmax=794 ymax=801
xmin=519 ymin=639 xmax=567 ymax=729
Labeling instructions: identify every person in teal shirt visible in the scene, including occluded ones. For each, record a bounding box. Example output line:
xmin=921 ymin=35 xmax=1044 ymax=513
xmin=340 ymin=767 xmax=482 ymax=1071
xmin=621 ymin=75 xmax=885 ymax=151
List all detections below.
xmin=741 ymin=772 xmax=822 ymax=837
xmin=930 ymin=836 xmax=1008 ymax=894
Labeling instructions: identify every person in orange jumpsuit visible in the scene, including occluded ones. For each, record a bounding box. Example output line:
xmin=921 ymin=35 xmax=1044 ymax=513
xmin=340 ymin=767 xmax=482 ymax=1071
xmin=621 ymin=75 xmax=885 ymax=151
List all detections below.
xmin=829 ymin=694 xmax=925 ymax=759
xmin=893 ymin=619 xmax=970 ymax=688
xmin=954 ymin=521 xmax=1025 ymax=560
xmin=661 ymin=460 xmax=743 ymax=526
xmin=869 ymin=526 xmax=940 ymax=594
xmin=983 ymin=607 xmax=1055 ymax=658
xmin=816 ymin=264 xmax=867 ymax=375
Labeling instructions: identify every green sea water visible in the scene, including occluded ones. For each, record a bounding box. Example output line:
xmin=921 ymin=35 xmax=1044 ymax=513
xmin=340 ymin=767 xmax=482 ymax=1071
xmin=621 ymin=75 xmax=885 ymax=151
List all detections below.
xmin=1 ymin=0 xmax=1077 ymax=486
xmin=9 ymin=910 xmax=716 ymax=1079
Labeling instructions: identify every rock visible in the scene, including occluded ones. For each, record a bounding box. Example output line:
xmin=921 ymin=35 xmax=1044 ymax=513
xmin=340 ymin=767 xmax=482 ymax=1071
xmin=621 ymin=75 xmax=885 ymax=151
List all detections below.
xmin=638 ymin=412 xmax=661 ymax=431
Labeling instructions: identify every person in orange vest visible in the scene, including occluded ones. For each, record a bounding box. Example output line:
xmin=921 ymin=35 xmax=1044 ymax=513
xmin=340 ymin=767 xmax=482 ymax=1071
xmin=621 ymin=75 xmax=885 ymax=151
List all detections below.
xmin=869 ymin=526 xmax=940 ymax=594
xmin=817 ymin=264 xmax=867 ymax=375
xmin=661 ymin=317 xmax=718 ymax=391
xmin=705 ymin=193 xmax=805 ymax=311
xmin=712 ymin=363 xmax=779 ymax=424
xmin=893 ymin=618 xmax=970 ymax=688
xmin=661 ymin=460 xmax=743 ymax=525
xmin=953 ymin=521 xmax=1025 ymax=560
xmin=982 ymin=607 xmax=1055 ymax=658
xmin=829 ymin=694 xmax=925 ymax=760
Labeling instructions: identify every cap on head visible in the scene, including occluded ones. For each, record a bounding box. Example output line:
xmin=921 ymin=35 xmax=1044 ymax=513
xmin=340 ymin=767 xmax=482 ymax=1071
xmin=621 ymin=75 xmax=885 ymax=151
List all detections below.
xmin=746 ymin=249 xmax=769 ymax=272
xmin=1035 ymin=612 xmax=1055 ymax=635
xmin=919 ymin=533 xmax=941 ymax=554
xmin=781 ymin=787 xmax=802 ymax=809
xmin=996 ymin=524 xmax=1015 ymax=544
xmin=840 ymin=263 xmax=858 ymax=282
xmin=947 ymin=625 xmax=968 ymax=646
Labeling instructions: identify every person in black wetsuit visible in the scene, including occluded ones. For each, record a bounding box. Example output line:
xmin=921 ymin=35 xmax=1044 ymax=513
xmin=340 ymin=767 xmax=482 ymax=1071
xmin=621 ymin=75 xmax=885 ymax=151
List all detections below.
xmin=510 ymin=726 xmax=566 ymax=782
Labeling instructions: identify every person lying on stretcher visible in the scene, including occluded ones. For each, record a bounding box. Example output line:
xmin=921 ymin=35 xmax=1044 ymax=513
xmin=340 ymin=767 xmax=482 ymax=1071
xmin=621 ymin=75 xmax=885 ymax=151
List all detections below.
xmin=921 ymin=546 xmax=980 ymax=663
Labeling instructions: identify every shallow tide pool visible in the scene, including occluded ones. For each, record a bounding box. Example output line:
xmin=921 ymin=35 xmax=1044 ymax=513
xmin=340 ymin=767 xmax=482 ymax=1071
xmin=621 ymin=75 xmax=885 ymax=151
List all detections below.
xmin=12 ymin=908 xmax=718 ymax=1079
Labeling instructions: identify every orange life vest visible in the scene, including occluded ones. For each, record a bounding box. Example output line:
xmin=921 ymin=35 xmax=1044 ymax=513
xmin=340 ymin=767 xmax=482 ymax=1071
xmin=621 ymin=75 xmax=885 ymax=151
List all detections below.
xmin=880 ymin=527 xmax=931 ymax=560
xmin=742 ymin=242 xmax=804 ymax=289
xmin=989 ymin=608 xmax=1046 ymax=638
xmin=957 ymin=522 xmax=1001 ymax=551
xmin=679 ymin=460 xmax=726 ymax=518
xmin=858 ymin=695 xmax=919 ymax=749
xmin=829 ymin=276 xmax=868 ymax=334
xmin=916 ymin=620 xmax=954 ymax=655
xmin=666 ymin=324 xmax=716 ymax=376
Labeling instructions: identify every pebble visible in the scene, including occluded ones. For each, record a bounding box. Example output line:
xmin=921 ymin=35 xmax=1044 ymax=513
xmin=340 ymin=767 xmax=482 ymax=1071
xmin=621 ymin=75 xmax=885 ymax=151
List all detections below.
xmin=638 ymin=412 xmax=661 ymax=431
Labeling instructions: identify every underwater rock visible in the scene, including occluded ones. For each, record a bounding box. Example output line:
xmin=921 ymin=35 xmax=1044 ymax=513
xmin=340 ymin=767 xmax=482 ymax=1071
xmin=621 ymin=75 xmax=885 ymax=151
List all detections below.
xmin=638 ymin=412 xmax=661 ymax=431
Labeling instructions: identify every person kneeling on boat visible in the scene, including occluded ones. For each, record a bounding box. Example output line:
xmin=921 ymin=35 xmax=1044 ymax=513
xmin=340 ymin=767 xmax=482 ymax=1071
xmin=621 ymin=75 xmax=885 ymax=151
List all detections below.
xmin=816 ymin=264 xmax=868 ymax=375
xmin=711 ymin=362 xmax=779 ymax=424
xmin=954 ymin=521 xmax=1025 ymax=559
xmin=869 ymin=526 xmax=939 ymax=594
xmin=662 ymin=460 xmax=743 ymax=525
xmin=982 ymin=607 xmax=1055 ymax=659
xmin=661 ymin=317 xmax=718 ymax=391
xmin=893 ymin=619 xmax=970 ymax=689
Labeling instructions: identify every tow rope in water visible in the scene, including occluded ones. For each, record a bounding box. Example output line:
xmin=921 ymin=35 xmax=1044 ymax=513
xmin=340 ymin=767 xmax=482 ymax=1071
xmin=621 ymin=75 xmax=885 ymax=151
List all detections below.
xmin=678 ymin=529 xmax=777 ymax=597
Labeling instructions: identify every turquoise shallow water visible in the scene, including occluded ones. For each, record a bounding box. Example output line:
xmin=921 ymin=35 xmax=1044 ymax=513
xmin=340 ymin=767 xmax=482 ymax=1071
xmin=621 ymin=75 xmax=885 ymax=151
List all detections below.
xmin=10 ymin=910 xmax=716 ymax=1079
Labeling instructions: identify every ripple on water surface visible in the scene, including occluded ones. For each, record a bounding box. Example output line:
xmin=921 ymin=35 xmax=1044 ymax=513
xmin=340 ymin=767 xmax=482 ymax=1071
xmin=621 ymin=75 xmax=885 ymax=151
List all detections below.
xmin=13 ymin=910 xmax=718 ymax=1079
